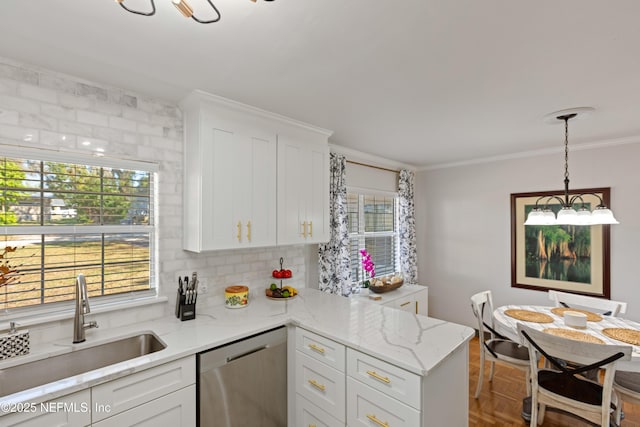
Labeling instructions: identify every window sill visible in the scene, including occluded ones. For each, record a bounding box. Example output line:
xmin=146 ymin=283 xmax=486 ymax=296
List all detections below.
xmin=0 ymin=295 xmax=169 ymax=330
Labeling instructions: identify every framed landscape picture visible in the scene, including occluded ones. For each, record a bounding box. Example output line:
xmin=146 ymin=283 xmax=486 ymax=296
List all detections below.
xmin=510 ymin=188 xmax=611 ymax=298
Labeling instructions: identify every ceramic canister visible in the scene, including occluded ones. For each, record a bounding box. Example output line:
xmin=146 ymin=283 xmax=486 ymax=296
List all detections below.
xmin=225 ymin=285 xmax=249 ymax=309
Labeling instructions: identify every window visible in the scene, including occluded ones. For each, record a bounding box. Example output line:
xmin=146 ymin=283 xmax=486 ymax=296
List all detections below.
xmin=0 ymin=154 xmax=155 ymax=311
xmin=347 ymin=192 xmax=399 ymax=284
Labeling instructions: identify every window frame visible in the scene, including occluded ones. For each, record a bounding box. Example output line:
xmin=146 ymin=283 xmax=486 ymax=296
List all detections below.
xmin=0 ymin=145 xmax=159 ymax=318
xmin=347 ymin=187 xmax=400 ymax=286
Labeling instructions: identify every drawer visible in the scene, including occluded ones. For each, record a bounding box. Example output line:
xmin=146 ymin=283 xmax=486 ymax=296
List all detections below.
xmin=347 ymin=348 xmax=421 ymax=410
xmin=295 ymin=351 xmax=345 ymax=422
xmin=392 ymin=297 xmax=416 ymax=313
xmin=92 ymin=355 xmax=195 ymax=422
xmin=347 ymin=377 xmax=420 ymax=427
xmin=295 ymin=394 xmax=343 ymax=427
xmin=93 ymin=385 xmax=195 ymax=427
xmin=296 ymin=327 xmax=345 ymax=372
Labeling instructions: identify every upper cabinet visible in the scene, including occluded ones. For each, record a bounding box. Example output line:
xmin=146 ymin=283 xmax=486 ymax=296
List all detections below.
xmin=181 ymin=91 xmax=332 ymax=252
xmin=277 ymin=134 xmax=329 ymax=245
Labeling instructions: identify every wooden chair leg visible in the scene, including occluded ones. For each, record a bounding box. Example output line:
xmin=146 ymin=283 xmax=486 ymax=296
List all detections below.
xmin=529 ymin=395 xmax=538 ymax=427
xmin=538 ymin=403 xmax=546 ymax=425
xmin=489 ymin=360 xmax=495 ymax=382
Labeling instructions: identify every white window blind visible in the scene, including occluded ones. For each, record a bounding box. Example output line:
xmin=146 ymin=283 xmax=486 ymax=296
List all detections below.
xmin=0 ymin=155 xmax=154 ymax=310
xmin=347 ymin=192 xmax=398 ymax=284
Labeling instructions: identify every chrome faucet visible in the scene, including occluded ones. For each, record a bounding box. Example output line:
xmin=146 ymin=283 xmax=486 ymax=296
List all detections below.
xmin=73 ymin=274 xmax=98 ymax=343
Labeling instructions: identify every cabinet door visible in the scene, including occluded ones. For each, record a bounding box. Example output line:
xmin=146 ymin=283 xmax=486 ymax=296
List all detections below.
xmin=305 ymin=143 xmax=329 ymax=244
xmin=92 ymin=385 xmax=195 ymax=427
xmin=244 ymin=133 xmax=277 ymax=247
xmin=200 ymin=122 xmax=276 ymax=250
xmin=1 ymin=389 xmax=91 ymax=427
xmin=277 ymin=137 xmax=329 ymax=245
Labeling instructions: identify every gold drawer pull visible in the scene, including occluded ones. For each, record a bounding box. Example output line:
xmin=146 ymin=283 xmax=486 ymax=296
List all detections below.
xmin=308 ymin=220 xmax=313 ymax=237
xmin=301 ymin=221 xmax=308 ymax=238
xmin=366 ymin=370 xmax=391 ymax=384
xmin=246 ymin=220 xmax=251 ymax=241
xmin=309 ymin=425 xmax=317 ymax=427
xmin=236 ymin=221 xmax=242 ymax=242
xmin=308 ymin=379 xmax=325 ymax=391
xmin=366 ymin=414 xmax=389 ymax=427
xmin=308 ymin=343 xmax=325 ymax=354
xmin=400 ymin=301 xmax=411 ymax=307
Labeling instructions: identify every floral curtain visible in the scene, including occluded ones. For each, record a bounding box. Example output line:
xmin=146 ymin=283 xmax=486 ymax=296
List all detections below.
xmin=398 ymin=169 xmax=418 ymax=283
xmin=318 ymin=153 xmax=352 ymax=296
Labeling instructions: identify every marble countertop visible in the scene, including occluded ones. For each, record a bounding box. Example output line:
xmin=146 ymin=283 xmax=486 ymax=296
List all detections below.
xmin=0 ymin=288 xmax=473 ymax=409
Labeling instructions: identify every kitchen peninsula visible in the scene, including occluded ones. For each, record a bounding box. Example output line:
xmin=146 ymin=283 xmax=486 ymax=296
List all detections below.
xmin=0 ymin=288 xmax=473 ymax=426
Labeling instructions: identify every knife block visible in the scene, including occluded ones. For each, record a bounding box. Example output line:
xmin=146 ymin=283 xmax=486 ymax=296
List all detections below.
xmin=175 ymin=290 xmax=196 ymax=321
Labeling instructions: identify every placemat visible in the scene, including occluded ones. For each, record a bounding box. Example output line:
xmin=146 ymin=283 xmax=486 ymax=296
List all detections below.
xmin=542 ymin=328 xmax=605 ymax=344
xmin=550 ymin=307 xmax=603 ymax=322
xmin=601 ymin=328 xmax=640 ymax=346
xmin=504 ymin=309 xmax=554 ymax=323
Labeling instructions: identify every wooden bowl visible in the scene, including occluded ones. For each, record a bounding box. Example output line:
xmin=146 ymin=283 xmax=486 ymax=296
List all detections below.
xmin=368 ymin=279 xmax=404 ymax=294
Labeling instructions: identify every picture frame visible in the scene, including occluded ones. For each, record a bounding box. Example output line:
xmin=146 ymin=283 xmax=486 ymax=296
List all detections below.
xmin=510 ymin=188 xmax=611 ymax=298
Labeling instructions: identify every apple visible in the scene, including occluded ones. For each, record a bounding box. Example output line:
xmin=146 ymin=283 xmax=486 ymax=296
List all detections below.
xmin=283 ymin=269 xmax=292 ymax=278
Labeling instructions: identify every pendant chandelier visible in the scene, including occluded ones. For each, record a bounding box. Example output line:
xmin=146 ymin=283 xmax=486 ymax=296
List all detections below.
xmin=524 ymin=109 xmax=619 ymax=226
xmin=116 ymin=0 xmax=273 ymax=24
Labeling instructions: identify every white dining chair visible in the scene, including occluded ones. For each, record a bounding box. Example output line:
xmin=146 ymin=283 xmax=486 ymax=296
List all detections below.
xmin=470 ymin=290 xmax=530 ymax=399
xmin=613 ymin=370 xmax=640 ymax=425
xmin=548 ymin=290 xmax=627 ymax=317
xmin=518 ymin=324 xmax=632 ymax=427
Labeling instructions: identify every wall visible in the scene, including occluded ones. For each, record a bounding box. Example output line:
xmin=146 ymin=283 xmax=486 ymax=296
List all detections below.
xmin=0 ymin=57 xmax=307 ymax=335
xmin=416 ymin=141 xmax=640 ymax=328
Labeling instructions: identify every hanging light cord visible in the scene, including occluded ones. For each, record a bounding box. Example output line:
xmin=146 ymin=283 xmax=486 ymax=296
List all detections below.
xmin=117 ymin=0 xmax=156 ymax=16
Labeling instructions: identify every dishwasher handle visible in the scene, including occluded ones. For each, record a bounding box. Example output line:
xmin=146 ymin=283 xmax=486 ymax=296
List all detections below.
xmin=226 ymin=345 xmax=268 ymax=363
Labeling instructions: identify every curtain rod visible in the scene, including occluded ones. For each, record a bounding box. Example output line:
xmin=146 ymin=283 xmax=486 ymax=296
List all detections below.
xmin=346 ymin=160 xmax=400 ymax=174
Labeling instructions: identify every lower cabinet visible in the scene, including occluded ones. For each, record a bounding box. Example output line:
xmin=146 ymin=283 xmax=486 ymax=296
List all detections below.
xmin=381 ymin=285 xmax=428 ymax=316
xmin=292 ymin=325 xmax=470 ymax=426
xmin=1 ymin=356 xmax=196 ymax=427
xmin=1 ymin=389 xmax=92 ymax=427
xmin=92 ymin=385 xmax=195 ymax=427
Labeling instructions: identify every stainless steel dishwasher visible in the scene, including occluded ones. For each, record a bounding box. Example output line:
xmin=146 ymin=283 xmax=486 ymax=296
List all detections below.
xmin=197 ymin=326 xmax=287 ymax=427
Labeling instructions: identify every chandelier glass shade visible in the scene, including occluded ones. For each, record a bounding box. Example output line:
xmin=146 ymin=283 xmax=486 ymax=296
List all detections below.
xmin=524 ymin=111 xmax=619 ymax=226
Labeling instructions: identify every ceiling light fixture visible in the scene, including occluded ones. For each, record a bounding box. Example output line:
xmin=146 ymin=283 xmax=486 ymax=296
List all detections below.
xmin=524 ymin=108 xmax=619 ymax=226
xmin=116 ymin=0 xmax=273 ymax=24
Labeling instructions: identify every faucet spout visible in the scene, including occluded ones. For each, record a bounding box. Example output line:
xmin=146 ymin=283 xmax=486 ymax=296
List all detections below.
xmin=73 ymin=274 xmax=98 ymax=343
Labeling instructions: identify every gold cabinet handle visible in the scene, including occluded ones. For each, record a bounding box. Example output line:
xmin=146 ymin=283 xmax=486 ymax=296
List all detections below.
xmin=237 ymin=221 xmax=242 ymax=242
xmin=308 ymin=379 xmax=325 ymax=391
xmin=308 ymin=220 xmax=313 ymax=237
xmin=246 ymin=220 xmax=251 ymax=242
xmin=309 ymin=425 xmax=317 ymax=427
xmin=366 ymin=370 xmax=391 ymax=384
xmin=400 ymin=301 xmax=411 ymax=307
xmin=308 ymin=343 xmax=325 ymax=354
xmin=366 ymin=414 xmax=389 ymax=427
xmin=301 ymin=221 xmax=307 ymax=238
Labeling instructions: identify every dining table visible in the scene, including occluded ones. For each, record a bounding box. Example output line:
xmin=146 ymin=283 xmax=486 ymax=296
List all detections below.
xmin=493 ymin=304 xmax=640 ymax=421
xmin=493 ymin=304 xmax=640 ymax=373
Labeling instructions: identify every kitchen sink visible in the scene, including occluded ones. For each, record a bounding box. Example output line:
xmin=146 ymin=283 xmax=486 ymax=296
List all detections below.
xmin=0 ymin=332 xmax=166 ymax=397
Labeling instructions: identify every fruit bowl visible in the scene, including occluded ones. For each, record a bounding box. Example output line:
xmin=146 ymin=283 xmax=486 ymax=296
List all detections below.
xmin=265 ymin=284 xmax=297 ymax=300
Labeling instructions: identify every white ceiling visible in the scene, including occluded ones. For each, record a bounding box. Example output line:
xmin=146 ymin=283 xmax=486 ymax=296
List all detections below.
xmin=1 ymin=0 xmax=640 ymax=168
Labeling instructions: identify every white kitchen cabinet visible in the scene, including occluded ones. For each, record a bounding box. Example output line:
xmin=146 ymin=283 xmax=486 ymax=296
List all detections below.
xmin=353 ymin=284 xmax=428 ymax=316
xmin=91 ymin=356 xmax=195 ymax=423
xmin=2 ymin=389 xmax=91 ymax=427
xmin=386 ymin=286 xmax=428 ymax=316
xmin=182 ymin=94 xmax=277 ymax=252
xmin=277 ymin=135 xmax=330 ymax=245
xmin=181 ymin=90 xmax=331 ymax=251
xmin=92 ymin=385 xmax=195 ymax=427
xmin=292 ymin=324 xmax=468 ymax=427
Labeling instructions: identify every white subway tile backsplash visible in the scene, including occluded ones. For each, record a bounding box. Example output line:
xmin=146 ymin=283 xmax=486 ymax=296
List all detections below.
xmin=77 ymin=110 xmax=109 ymax=127
xmin=0 ymin=56 xmax=310 ymax=334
